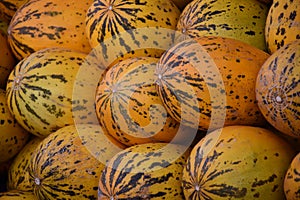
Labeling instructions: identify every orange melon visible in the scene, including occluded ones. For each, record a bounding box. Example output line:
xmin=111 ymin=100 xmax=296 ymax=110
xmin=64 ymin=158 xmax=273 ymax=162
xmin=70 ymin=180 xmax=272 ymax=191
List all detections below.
xmin=284 ymin=152 xmax=300 ymax=200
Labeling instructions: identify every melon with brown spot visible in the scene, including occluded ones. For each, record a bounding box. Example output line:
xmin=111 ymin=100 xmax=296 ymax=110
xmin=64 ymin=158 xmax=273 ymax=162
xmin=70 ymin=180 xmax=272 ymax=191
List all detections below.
xmin=176 ymin=0 xmax=269 ymax=51
xmin=98 ymin=142 xmax=190 ymax=199
xmin=7 ymin=0 xmax=93 ymax=60
xmin=182 ymin=125 xmax=296 ymax=199
xmin=0 ymin=30 xmax=16 ymax=89
xmin=0 ymin=190 xmax=36 ymax=199
xmin=156 ymin=36 xmax=269 ymax=131
xmin=6 ymin=47 xmax=88 ymax=137
xmin=85 ymin=0 xmax=181 ymax=68
xmin=265 ymin=0 xmax=300 ymax=54
xmin=7 ymin=136 xmax=43 ymax=192
xmin=0 ymin=0 xmax=29 ymax=22
xmin=256 ymin=40 xmax=300 ymax=138
xmin=284 ymin=152 xmax=300 ymax=200
xmin=95 ymin=56 xmax=184 ymax=146
xmin=0 ymin=88 xmax=29 ymax=163
xmin=29 ymin=124 xmax=125 ymax=200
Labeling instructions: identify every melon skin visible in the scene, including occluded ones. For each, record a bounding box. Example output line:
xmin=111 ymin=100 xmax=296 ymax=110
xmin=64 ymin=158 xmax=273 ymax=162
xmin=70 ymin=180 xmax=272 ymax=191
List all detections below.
xmin=0 ymin=0 xmax=29 ymax=22
xmin=177 ymin=0 xmax=269 ymax=51
xmin=265 ymin=0 xmax=300 ymax=54
xmin=29 ymin=124 xmax=125 ymax=200
xmin=0 ymin=88 xmax=29 ymax=163
xmin=7 ymin=0 xmax=93 ymax=60
xmin=182 ymin=125 xmax=296 ymax=200
xmin=156 ymin=36 xmax=269 ymax=131
xmin=256 ymin=40 xmax=300 ymax=138
xmin=284 ymin=152 xmax=300 ymax=200
xmin=0 ymin=190 xmax=36 ymax=199
xmin=6 ymin=47 xmax=88 ymax=137
xmin=98 ymin=142 xmax=190 ymax=199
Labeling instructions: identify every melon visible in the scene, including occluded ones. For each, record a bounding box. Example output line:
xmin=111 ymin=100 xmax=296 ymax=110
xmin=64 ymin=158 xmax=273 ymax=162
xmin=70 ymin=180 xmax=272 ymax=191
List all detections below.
xmin=0 ymin=88 xmax=29 ymax=163
xmin=182 ymin=125 xmax=296 ymax=199
xmin=0 ymin=30 xmax=16 ymax=89
xmin=85 ymin=0 xmax=181 ymax=67
xmin=7 ymin=0 xmax=93 ymax=60
xmin=95 ymin=56 xmax=196 ymax=146
xmin=284 ymin=152 xmax=300 ymax=200
xmin=29 ymin=124 xmax=125 ymax=199
xmin=6 ymin=47 xmax=88 ymax=137
xmin=0 ymin=190 xmax=36 ymax=199
xmin=265 ymin=0 xmax=300 ymax=54
xmin=7 ymin=136 xmax=43 ymax=192
xmin=156 ymin=36 xmax=269 ymax=131
xmin=0 ymin=0 xmax=29 ymax=22
xmin=256 ymin=40 xmax=300 ymax=138
xmin=176 ymin=0 xmax=269 ymax=51
xmin=98 ymin=142 xmax=190 ymax=199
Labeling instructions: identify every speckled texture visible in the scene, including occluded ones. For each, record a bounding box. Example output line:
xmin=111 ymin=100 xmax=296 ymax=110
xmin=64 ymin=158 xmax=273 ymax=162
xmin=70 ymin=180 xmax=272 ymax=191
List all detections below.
xmin=284 ymin=152 xmax=300 ymax=199
xmin=0 ymin=88 xmax=29 ymax=163
xmin=156 ymin=36 xmax=269 ymax=131
xmin=7 ymin=0 xmax=92 ymax=60
xmin=6 ymin=47 xmax=87 ymax=137
xmin=265 ymin=0 xmax=300 ymax=54
xmin=182 ymin=125 xmax=296 ymax=199
xmin=256 ymin=40 xmax=300 ymax=138
xmin=0 ymin=190 xmax=36 ymax=199
xmin=95 ymin=56 xmax=182 ymax=146
xmin=98 ymin=142 xmax=190 ymax=199
xmin=177 ymin=0 xmax=269 ymax=51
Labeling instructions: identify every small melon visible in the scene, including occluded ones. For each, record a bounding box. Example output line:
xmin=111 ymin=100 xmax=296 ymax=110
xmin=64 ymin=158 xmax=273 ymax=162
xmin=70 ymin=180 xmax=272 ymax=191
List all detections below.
xmin=284 ymin=152 xmax=300 ymax=200
xmin=182 ymin=125 xmax=296 ymax=199
xmin=265 ymin=0 xmax=300 ymax=54
xmin=98 ymin=142 xmax=190 ymax=199
xmin=256 ymin=40 xmax=300 ymax=138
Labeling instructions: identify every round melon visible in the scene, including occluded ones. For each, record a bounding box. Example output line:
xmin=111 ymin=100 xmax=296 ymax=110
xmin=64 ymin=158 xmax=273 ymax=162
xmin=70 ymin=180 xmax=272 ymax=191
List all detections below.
xmin=0 ymin=190 xmax=36 ymax=199
xmin=265 ymin=0 xmax=300 ymax=54
xmin=284 ymin=152 xmax=300 ymax=200
xmin=256 ymin=40 xmax=300 ymax=138
xmin=0 ymin=30 xmax=16 ymax=89
xmin=0 ymin=0 xmax=29 ymax=22
xmin=29 ymin=124 xmax=125 ymax=200
xmin=156 ymin=36 xmax=269 ymax=131
xmin=98 ymin=142 xmax=190 ymax=199
xmin=85 ymin=0 xmax=181 ymax=67
xmin=7 ymin=0 xmax=93 ymax=60
xmin=95 ymin=56 xmax=191 ymax=146
xmin=0 ymin=88 xmax=29 ymax=163
xmin=176 ymin=0 xmax=269 ymax=51
xmin=182 ymin=125 xmax=296 ymax=199
xmin=7 ymin=136 xmax=43 ymax=192
xmin=6 ymin=47 xmax=87 ymax=137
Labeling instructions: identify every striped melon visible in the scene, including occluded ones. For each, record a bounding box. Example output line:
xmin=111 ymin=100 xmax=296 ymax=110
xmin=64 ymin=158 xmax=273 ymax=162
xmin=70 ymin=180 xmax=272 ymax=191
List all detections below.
xmin=0 ymin=190 xmax=36 ymax=199
xmin=182 ymin=125 xmax=296 ymax=199
xmin=176 ymin=0 xmax=269 ymax=51
xmin=6 ymin=47 xmax=87 ymax=137
xmin=85 ymin=0 xmax=181 ymax=67
xmin=7 ymin=136 xmax=42 ymax=192
xmin=265 ymin=0 xmax=300 ymax=54
xmin=7 ymin=0 xmax=92 ymax=60
xmin=0 ymin=0 xmax=29 ymax=22
xmin=0 ymin=88 xmax=29 ymax=163
xmin=156 ymin=36 xmax=269 ymax=131
xmin=0 ymin=30 xmax=16 ymax=89
xmin=256 ymin=40 xmax=300 ymax=138
xmin=284 ymin=152 xmax=300 ymax=200
xmin=98 ymin=142 xmax=190 ymax=199
xmin=95 ymin=56 xmax=186 ymax=146
xmin=29 ymin=124 xmax=125 ymax=200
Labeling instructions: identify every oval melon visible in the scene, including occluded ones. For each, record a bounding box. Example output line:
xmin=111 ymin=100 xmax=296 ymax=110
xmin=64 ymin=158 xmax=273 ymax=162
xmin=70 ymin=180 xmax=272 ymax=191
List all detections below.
xmin=156 ymin=36 xmax=269 ymax=131
xmin=98 ymin=142 xmax=190 ymax=199
xmin=256 ymin=40 xmax=300 ymax=138
xmin=29 ymin=124 xmax=125 ymax=199
xmin=8 ymin=0 xmax=93 ymax=60
xmin=182 ymin=125 xmax=296 ymax=199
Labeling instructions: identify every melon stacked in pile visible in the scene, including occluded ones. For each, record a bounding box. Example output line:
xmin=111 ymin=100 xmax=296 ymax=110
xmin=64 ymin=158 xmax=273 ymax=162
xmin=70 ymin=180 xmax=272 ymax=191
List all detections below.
xmin=0 ymin=0 xmax=299 ymax=199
